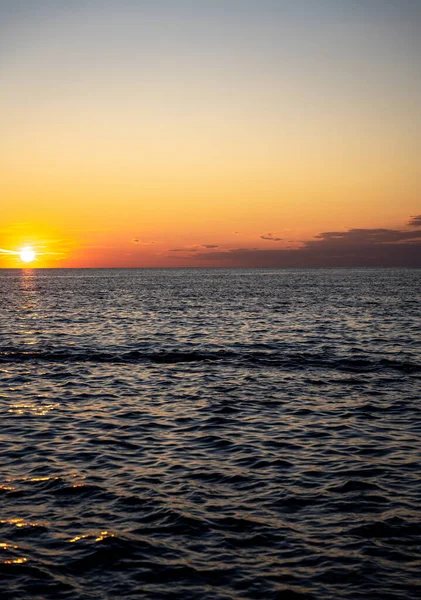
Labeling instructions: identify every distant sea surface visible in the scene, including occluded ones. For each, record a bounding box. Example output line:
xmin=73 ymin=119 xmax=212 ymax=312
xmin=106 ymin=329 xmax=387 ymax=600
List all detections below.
xmin=1 ymin=268 xmax=421 ymax=600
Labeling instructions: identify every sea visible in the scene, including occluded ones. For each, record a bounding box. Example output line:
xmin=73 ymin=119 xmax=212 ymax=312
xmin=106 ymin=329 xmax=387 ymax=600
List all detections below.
xmin=1 ymin=268 xmax=420 ymax=600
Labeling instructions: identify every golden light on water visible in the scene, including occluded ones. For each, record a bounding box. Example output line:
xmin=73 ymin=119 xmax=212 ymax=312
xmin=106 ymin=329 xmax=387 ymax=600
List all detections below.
xmin=2 ymin=558 xmax=28 ymax=565
xmin=69 ymin=531 xmax=115 ymax=543
xmin=19 ymin=247 xmax=36 ymax=263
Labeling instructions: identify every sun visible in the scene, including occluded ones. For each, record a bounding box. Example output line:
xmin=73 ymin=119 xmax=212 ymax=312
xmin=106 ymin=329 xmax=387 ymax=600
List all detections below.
xmin=19 ymin=246 xmax=36 ymax=263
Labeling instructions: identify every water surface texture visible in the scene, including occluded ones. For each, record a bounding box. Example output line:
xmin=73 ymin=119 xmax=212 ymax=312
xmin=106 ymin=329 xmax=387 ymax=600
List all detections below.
xmin=1 ymin=268 xmax=421 ymax=600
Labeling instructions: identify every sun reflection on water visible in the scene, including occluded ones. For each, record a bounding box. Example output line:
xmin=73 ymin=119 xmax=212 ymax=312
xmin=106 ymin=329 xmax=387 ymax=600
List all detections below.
xmin=69 ymin=534 xmax=90 ymax=543
xmin=19 ymin=269 xmax=38 ymax=302
xmin=2 ymin=558 xmax=28 ymax=565
xmin=0 ymin=518 xmax=40 ymax=528
xmin=8 ymin=403 xmax=58 ymax=416
xmin=69 ymin=531 xmax=115 ymax=543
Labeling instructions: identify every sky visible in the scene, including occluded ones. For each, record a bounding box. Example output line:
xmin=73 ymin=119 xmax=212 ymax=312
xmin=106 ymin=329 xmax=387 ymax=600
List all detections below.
xmin=0 ymin=0 xmax=420 ymax=267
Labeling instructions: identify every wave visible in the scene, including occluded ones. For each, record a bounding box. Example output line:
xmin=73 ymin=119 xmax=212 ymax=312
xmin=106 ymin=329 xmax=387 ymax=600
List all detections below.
xmin=0 ymin=346 xmax=420 ymax=372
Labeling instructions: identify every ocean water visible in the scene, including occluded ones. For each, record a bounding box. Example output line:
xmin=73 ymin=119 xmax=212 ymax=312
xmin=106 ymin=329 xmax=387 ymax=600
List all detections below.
xmin=1 ymin=267 xmax=420 ymax=600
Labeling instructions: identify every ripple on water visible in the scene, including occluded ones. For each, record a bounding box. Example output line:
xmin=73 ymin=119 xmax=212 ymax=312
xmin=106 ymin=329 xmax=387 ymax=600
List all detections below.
xmin=1 ymin=268 xmax=421 ymax=599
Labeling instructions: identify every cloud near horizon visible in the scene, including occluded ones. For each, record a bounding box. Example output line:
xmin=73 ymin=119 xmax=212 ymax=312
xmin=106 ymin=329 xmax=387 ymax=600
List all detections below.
xmin=260 ymin=233 xmax=283 ymax=242
xmin=408 ymin=215 xmax=421 ymax=228
xmin=193 ymin=218 xmax=421 ymax=267
xmin=133 ymin=238 xmax=156 ymax=245
xmin=169 ymin=244 xmax=219 ymax=253
xmin=169 ymin=248 xmax=199 ymax=253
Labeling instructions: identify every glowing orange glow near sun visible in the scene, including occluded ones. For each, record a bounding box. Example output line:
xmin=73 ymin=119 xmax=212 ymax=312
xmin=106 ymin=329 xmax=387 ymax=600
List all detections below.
xmin=19 ymin=247 xmax=36 ymax=263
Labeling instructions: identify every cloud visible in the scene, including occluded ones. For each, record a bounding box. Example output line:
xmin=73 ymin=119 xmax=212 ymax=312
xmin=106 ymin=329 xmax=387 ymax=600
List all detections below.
xmin=312 ymin=228 xmax=421 ymax=244
xmin=260 ymin=233 xmax=283 ymax=241
xmin=192 ymin=219 xmax=421 ymax=267
xmin=408 ymin=215 xmax=421 ymax=228
xmin=169 ymin=247 xmax=199 ymax=253
xmin=169 ymin=244 xmax=218 ymax=252
xmin=132 ymin=238 xmax=156 ymax=245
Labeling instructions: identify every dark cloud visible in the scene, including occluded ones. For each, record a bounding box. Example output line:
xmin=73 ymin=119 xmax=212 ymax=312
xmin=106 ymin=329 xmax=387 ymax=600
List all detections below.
xmin=260 ymin=233 xmax=283 ymax=241
xmin=193 ymin=220 xmax=421 ymax=267
xmin=169 ymin=244 xmax=218 ymax=252
xmin=133 ymin=238 xmax=140 ymax=243
xmin=312 ymin=228 xmax=421 ymax=244
xmin=169 ymin=248 xmax=199 ymax=253
xmin=408 ymin=215 xmax=421 ymax=228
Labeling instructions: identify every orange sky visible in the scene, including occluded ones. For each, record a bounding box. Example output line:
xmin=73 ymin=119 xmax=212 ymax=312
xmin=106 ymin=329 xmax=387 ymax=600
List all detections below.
xmin=1 ymin=1 xmax=420 ymax=268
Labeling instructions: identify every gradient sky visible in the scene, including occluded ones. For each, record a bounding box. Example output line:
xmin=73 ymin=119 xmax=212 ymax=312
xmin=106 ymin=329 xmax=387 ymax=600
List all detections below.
xmin=1 ymin=0 xmax=420 ymax=267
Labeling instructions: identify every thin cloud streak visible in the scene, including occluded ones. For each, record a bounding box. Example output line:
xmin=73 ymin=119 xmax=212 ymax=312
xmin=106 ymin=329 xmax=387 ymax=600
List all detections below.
xmin=260 ymin=234 xmax=283 ymax=242
xmin=0 ymin=248 xmax=19 ymax=255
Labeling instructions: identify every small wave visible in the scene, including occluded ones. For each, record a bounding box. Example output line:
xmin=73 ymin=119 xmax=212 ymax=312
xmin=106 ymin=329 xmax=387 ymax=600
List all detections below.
xmin=329 ymin=480 xmax=382 ymax=494
xmin=349 ymin=517 xmax=421 ymax=539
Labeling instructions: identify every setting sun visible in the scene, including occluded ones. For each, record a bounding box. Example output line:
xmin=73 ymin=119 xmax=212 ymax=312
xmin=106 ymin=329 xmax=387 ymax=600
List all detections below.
xmin=19 ymin=247 xmax=36 ymax=263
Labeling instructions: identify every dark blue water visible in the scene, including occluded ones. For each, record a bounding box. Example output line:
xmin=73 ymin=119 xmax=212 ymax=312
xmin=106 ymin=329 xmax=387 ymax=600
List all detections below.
xmin=1 ymin=268 xmax=420 ymax=600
